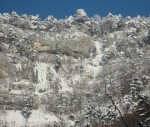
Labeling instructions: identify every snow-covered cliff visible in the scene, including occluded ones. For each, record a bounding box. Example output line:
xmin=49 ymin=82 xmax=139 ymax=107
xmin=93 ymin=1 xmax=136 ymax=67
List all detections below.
xmin=0 ymin=9 xmax=150 ymax=126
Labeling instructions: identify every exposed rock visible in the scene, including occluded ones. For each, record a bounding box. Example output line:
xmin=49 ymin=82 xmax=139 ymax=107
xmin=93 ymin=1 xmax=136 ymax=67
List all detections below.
xmin=0 ymin=55 xmax=9 ymax=79
xmin=33 ymin=31 xmax=93 ymax=58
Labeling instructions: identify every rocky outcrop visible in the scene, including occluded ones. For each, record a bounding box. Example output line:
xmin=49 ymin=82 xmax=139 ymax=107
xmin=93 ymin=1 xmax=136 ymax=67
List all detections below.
xmin=33 ymin=31 xmax=93 ymax=58
xmin=0 ymin=89 xmax=39 ymax=110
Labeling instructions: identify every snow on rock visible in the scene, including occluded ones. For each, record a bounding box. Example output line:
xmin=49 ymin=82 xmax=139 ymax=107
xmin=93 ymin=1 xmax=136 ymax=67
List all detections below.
xmin=50 ymin=66 xmax=72 ymax=92
xmin=13 ymin=79 xmax=32 ymax=85
xmin=34 ymin=63 xmax=72 ymax=92
xmin=94 ymin=41 xmax=102 ymax=55
xmin=60 ymin=78 xmax=72 ymax=92
xmin=34 ymin=62 xmax=49 ymax=92
xmin=5 ymin=110 xmax=25 ymax=124
xmin=85 ymin=64 xmax=101 ymax=79
xmin=4 ymin=110 xmax=59 ymax=126
xmin=72 ymin=75 xmax=81 ymax=84
xmin=14 ymin=63 xmax=22 ymax=71
xmin=92 ymin=40 xmax=104 ymax=66
xmin=50 ymin=66 xmax=59 ymax=79
xmin=10 ymin=90 xmax=23 ymax=95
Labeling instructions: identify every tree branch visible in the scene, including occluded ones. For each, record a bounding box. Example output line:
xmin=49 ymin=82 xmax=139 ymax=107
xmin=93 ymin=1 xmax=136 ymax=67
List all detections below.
xmin=107 ymin=93 xmax=129 ymax=127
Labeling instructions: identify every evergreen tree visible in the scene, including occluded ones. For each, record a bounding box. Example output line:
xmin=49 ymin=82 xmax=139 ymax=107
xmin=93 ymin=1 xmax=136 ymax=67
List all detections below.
xmin=130 ymin=77 xmax=143 ymax=101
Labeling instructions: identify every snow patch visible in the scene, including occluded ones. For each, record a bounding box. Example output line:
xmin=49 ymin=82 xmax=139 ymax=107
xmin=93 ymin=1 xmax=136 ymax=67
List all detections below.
xmin=50 ymin=66 xmax=72 ymax=92
xmin=86 ymin=64 xmax=101 ymax=79
xmin=94 ymin=41 xmax=102 ymax=55
xmin=3 ymin=110 xmax=59 ymax=126
xmin=60 ymin=78 xmax=72 ymax=92
xmin=92 ymin=41 xmax=103 ymax=66
xmin=14 ymin=63 xmax=22 ymax=71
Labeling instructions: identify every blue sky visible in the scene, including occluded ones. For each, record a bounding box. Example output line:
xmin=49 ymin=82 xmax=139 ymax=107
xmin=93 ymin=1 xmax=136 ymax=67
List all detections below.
xmin=0 ymin=0 xmax=149 ymax=19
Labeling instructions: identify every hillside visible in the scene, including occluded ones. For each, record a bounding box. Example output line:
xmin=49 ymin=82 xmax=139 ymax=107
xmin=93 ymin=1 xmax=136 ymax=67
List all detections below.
xmin=0 ymin=9 xmax=150 ymax=127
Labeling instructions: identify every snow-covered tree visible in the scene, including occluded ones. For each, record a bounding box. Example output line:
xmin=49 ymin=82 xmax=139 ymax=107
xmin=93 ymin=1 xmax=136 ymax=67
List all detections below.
xmin=130 ymin=77 xmax=143 ymax=101
xmin=84 ymin=103 xmax=102 ymax=121
xmin=21 ymin=90 xmax=33 ymax=120
xmin=9 ymin=11 xmax=20 ymax=26
xmin=30 ymin=14 xmax=41 ymax=30
xmin=74 ymin=9 xmax=89 ymax=24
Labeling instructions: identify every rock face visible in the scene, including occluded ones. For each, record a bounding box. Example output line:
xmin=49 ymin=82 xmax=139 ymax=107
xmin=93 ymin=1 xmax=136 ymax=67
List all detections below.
xmin=0 ymin=55 xmax=9 ymax=79
xmin=33 ymin=31 xmax=92 ymax=57
xmin=0 ymin=10 xmax=150 ymax=126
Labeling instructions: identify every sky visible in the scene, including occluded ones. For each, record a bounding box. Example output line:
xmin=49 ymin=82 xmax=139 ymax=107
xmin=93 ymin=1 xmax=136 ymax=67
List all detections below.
xmin=0 ymin=0 xmax=149 ymax=19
